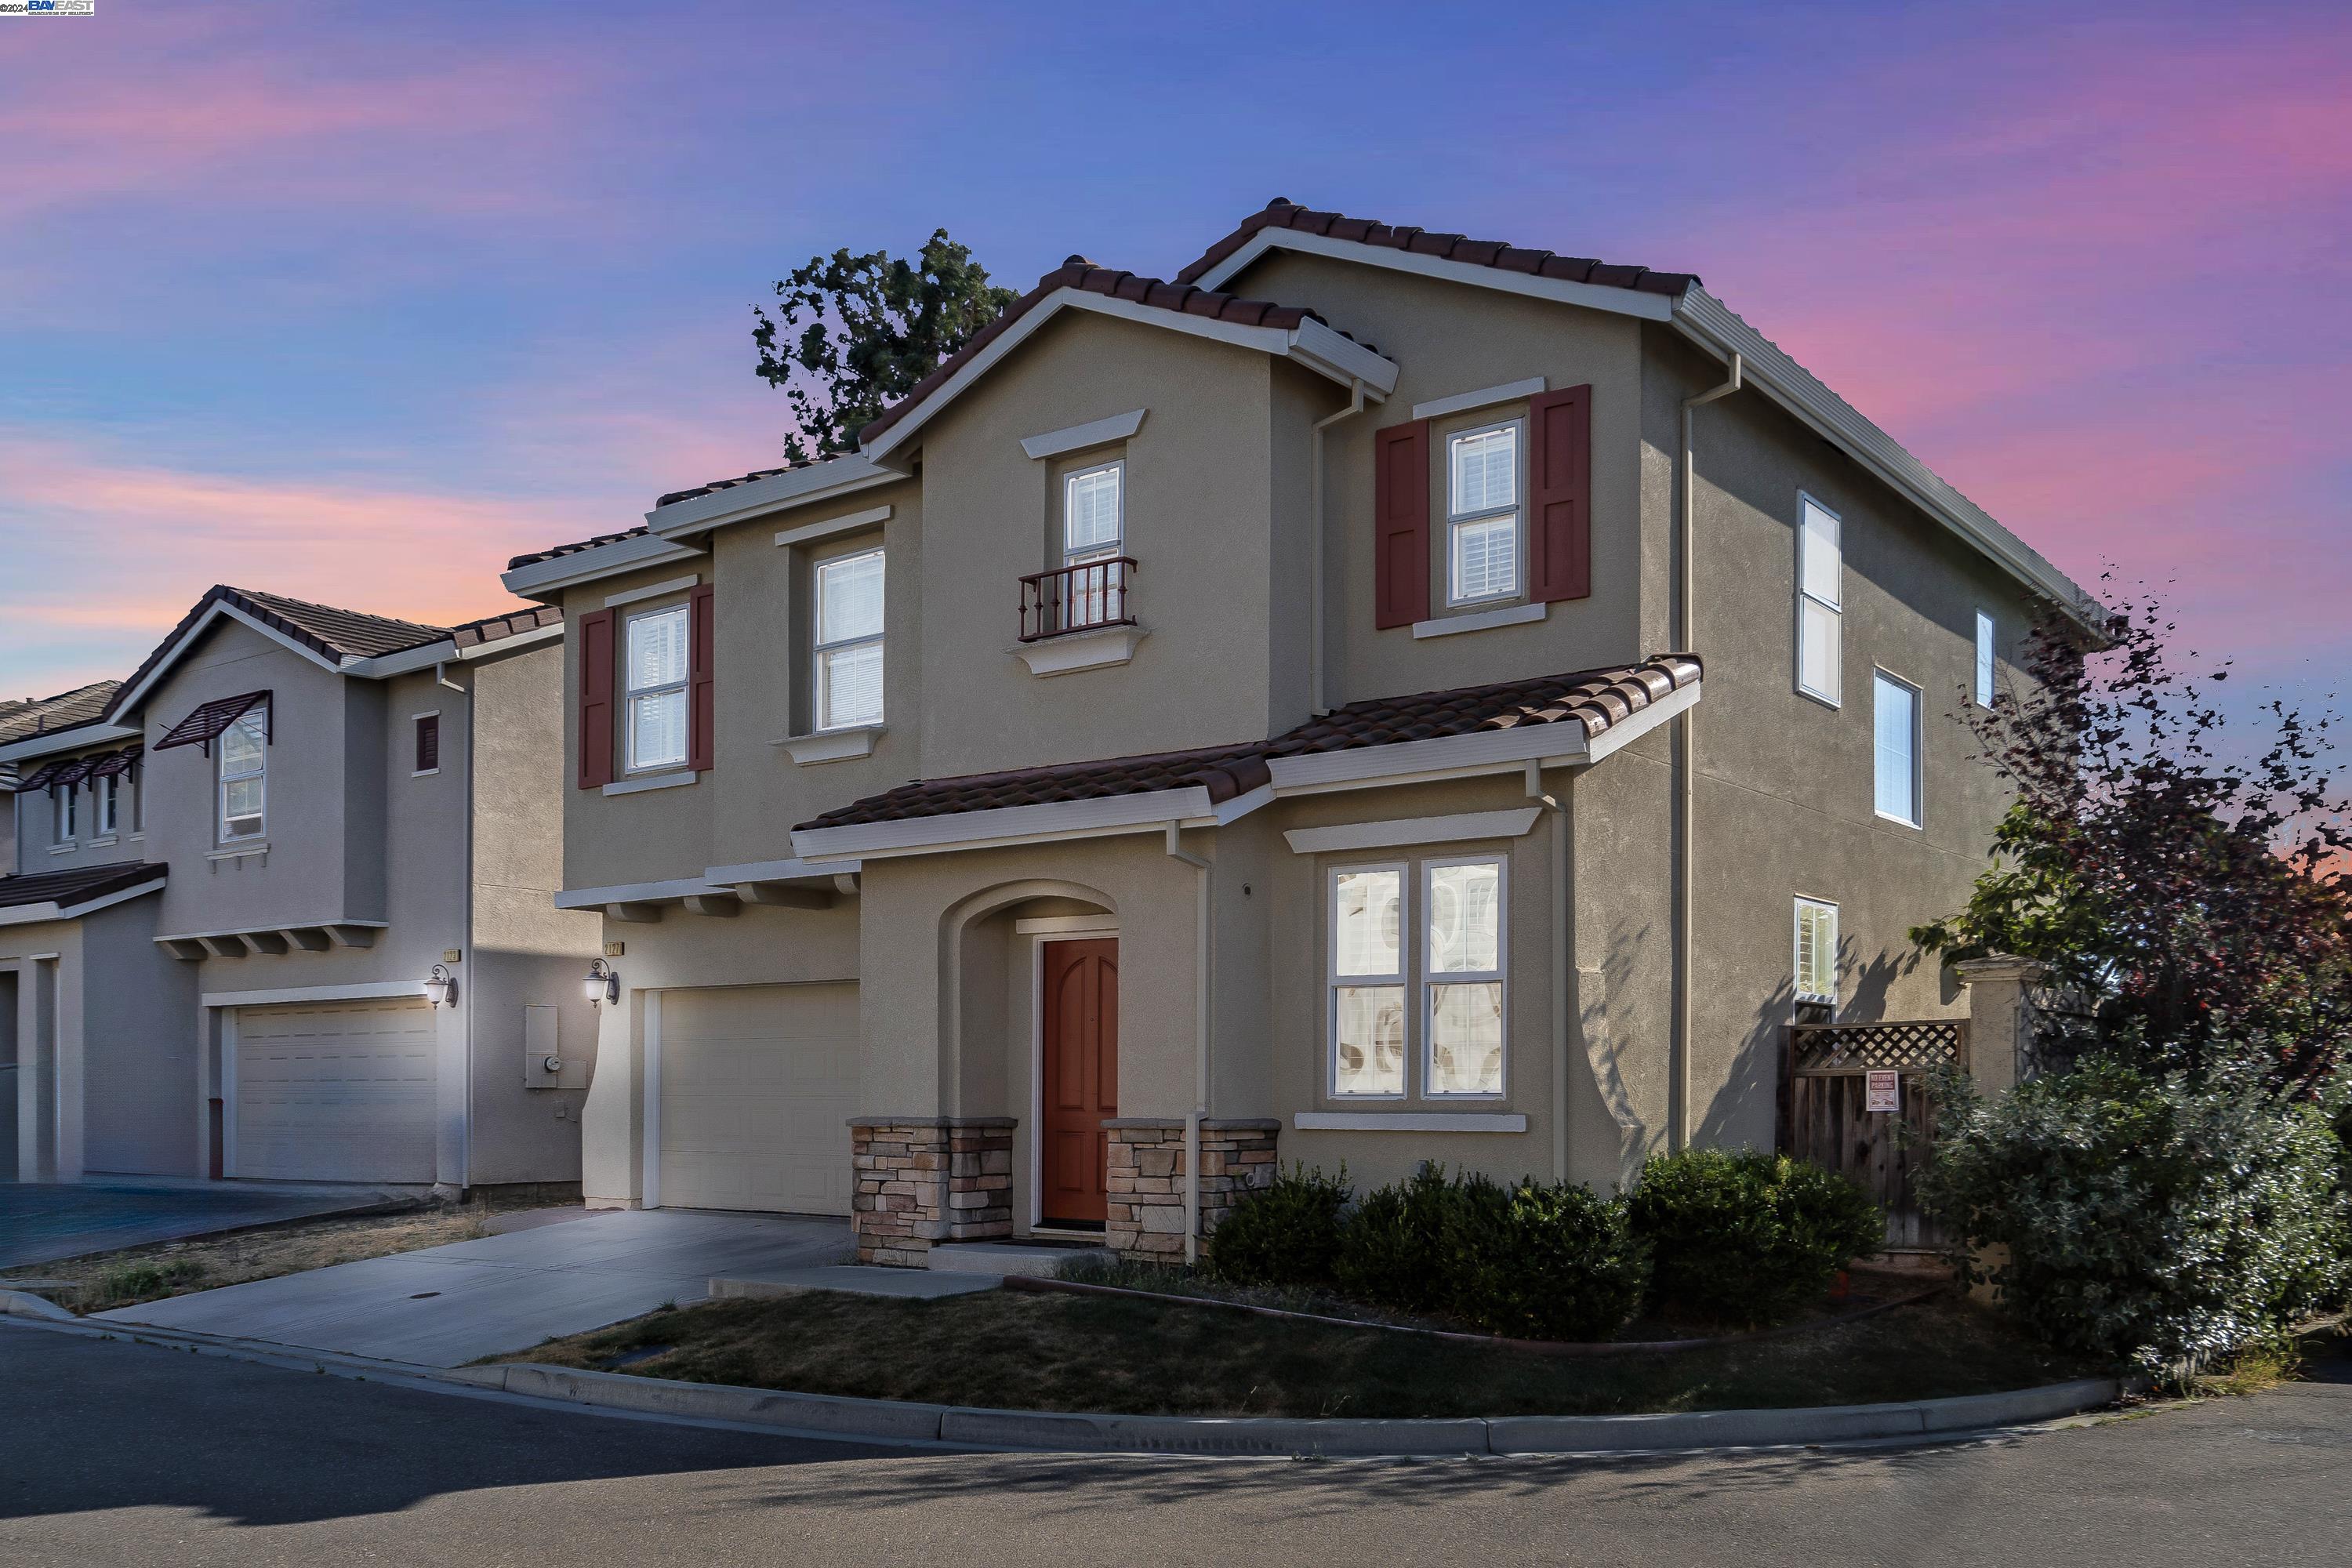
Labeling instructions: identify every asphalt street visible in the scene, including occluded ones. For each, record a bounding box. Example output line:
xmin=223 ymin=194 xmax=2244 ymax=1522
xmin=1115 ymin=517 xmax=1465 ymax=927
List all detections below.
xmin=2 ymin=1323 xmax=2345 ymax=1567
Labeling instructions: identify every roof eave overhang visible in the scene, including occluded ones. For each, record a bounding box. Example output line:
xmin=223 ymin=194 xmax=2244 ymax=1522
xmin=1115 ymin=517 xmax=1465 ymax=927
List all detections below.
xmin=1190 ymin=228 xmax=1679 ymax=324
xmin=500 ymin=533 xmax=710 ymax=601
xmin=0 ymin=874 xmax=167 ymax=927
xmin=644 ymin=454 xmax=900 ymax=540
xmin=0 ymin=721 xmax=142 ymax=766
xmin=858 ymin=289 xmax=1400 ymax=471
xmin=341 ymin=619 xmax=566 ymax=677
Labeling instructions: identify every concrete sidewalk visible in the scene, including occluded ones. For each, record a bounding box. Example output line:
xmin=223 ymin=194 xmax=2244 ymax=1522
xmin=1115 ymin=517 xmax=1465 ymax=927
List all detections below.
xmin=96 ymin=1208 xmax=851 ymax=1367
xmin=0 ymin=1180 xmax=405 ymax=1270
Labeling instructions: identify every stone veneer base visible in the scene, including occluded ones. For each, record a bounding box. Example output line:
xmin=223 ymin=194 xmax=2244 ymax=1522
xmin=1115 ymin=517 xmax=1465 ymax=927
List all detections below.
xmin=1103 ymin=1118 xmax=1279 ymax=1261
xmin=849 ymin=1117 xmax=1016 ymax=1267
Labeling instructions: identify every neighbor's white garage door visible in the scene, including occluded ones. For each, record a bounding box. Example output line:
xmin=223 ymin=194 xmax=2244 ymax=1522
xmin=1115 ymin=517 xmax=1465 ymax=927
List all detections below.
xmin=233 ymin=997 xmax=437 ymax=1182
xmin=658 ymin=983 xmax=856 ymax=1215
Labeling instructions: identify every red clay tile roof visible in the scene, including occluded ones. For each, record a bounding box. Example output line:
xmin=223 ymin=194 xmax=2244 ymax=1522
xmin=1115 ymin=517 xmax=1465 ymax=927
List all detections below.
xmin=1176 ymin=198 xmax=1701 ymax=299
xmin=506 ymin=525 xmax=652 ymax=571
xmin=0 ymin=681 xmax=120 ymax=745
xmin=0 ymin=861 xmax=165 ymax=913
xmin=797 ymin=655 xmax=1700 ymax=832
xmin=855 ymin=259 xmax=1338 ymax=451
xmin=449 ymin=603 xmax=564 ymax=648
xmin=655 ymin=453 xmax=863 ymax=510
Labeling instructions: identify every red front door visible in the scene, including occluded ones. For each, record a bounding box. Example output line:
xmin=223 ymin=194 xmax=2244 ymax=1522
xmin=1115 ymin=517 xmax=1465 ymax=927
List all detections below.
xmin=1040 ymin=938 xmax=1118 ymax=1226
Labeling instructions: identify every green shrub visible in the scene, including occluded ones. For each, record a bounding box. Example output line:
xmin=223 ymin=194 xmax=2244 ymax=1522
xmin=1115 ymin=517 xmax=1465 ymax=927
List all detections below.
xmin=1334 ymin=1163 xmax=1459 ymax=1312
xmin=1628 ymin=1149 xmax=1884 ymax=1327
xmin=1206 ymin=1163 xmax=1350 ymax=1287
xmin=1443 ymin=1174 xmax=1650 ymax=1341
xmin=1918 ymin=1055 xmax=2352 ymax=1371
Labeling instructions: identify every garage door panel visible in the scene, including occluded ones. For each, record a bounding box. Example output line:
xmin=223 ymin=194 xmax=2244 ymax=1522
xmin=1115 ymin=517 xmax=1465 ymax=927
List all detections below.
xmin=234 ymin=998 xmax=437 ymax=1183
xmin=659 ymin=983 xmax=856 ymax=1216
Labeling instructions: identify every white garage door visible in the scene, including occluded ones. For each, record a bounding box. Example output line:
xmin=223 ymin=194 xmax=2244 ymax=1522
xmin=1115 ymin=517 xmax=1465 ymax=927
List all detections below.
xmin=658 ymin=983 xmax=857 ymax=1215
xmin=234 ymin=997 xmax=437 ymax=1183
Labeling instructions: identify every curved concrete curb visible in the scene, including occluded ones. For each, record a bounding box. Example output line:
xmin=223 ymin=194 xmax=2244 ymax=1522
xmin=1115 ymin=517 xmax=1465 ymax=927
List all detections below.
xmin=1 ymin=1301 xmax=2128 ymax=1457
xmin=2 ymin=1289 xmax=78 ymax=1322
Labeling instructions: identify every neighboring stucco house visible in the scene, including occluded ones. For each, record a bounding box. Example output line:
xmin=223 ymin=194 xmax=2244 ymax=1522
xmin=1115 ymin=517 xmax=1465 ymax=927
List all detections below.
xmin=501 ymin=200 xmax=2102 ymax=1265
xmin=0 ymin=586 xmax=600 ymax=1191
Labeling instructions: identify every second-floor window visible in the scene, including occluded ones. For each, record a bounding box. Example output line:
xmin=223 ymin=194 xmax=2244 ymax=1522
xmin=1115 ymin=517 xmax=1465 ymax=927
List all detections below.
xmin=219 ymin=710 xmax=267 ymax=840
xmin=1873 ymin=670 xmax=1922 ymax=826
xmin=94 ymin=772 xmax=118 ymax=836
xmin=1974 ymin=611 xmax=1996 ymax=708
xmin=625 ymin=604 xmax=689 ymax=771
xmin=1446 ymin=421 xmax=1521 ymax=604
xmin=53 ymin=783 xmax=76 ymax=845
xmin=1798 ymin=493 xmax=1842 ymax=703
xmin=815 ymin=547 xmax=884 ymax=731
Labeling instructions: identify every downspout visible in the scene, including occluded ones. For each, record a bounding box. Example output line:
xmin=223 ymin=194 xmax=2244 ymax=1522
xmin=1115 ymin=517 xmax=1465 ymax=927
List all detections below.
xmin=437 ymin=660 xmax=475 ymax=1192
xmin=1525 ymin=760 xmax=1570 ymax=1182
xmin=1673 ymin=352 xmax=1741 ymax=1153
xmin=1308 ymin=379 xmax=1369 ymax=716
xmin=1164 ymin=822 xmax=1212 ymax=1264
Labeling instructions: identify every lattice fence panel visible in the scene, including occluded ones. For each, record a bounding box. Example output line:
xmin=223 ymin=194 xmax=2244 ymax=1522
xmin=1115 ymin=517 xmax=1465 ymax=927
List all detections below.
xmin=1788 ymin=1019 xmax=1967 ymax=1076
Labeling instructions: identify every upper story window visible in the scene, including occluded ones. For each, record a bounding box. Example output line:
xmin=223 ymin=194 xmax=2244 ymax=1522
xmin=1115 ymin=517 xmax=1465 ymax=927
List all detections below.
xmin=625 ymin=604 xmax=689 ymax=771
xmin=1794 ymin=896 xmax=1839 ymax=1008
xmin=1797 ymin=494 xmax=1842 ymax=704
xmin=1446 ymin=421 xmax=1522 ymax=605
xmin=52 ymin=782 xmax=76 ymax=846
xmin=1873 ymin=670 xmax=1922 ymax=827
xmin=93 ymin=771 xmax=118 ymax=836
xmin=1329 ymin=855 xmax=1508 ymax=1100
xmin=1974 ymin=611 xmax=1996 ymax=708
xmin=814 ymin=547 xmax=884 ymax=731
xmin=219 ymin=709 xmax=268 ymax=840
xmin=1062 ymin=461 xmax=1123 ymax=566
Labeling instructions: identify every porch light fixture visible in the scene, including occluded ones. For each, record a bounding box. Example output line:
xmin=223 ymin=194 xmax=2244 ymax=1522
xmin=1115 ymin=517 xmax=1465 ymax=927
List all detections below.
xmin=423 ymin=964 xmax=456 ymax=1009
xmin=585 ymin=958 xmax=619 ymax=1007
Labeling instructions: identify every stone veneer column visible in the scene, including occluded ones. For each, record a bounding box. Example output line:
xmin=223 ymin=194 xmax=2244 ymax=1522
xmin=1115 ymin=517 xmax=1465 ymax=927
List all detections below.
xmin=848 ymin=1116 xmax=1014 ymax=1267
xmin=1102 ymin=1117 xmax=1280 ymax=1261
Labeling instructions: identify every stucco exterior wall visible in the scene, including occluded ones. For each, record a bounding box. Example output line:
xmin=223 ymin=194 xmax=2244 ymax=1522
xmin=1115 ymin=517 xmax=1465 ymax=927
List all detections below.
xmin=75 ymin=892 xmax=197 ymax=1177
xmin=10 ymin=735 xmax=150 ymax=877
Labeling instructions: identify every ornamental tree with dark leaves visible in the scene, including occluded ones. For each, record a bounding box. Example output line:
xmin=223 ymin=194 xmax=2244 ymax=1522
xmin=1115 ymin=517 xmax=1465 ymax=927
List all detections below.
xmin=753 ymin=229 xmax=1014 ymax=463
xmin=1912 ymin=583 xmax=2351 ymax=1087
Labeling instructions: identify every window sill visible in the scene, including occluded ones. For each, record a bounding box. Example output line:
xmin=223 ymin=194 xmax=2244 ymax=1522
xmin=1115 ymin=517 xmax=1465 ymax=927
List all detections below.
xmin=209 ymin=844 xmax=269 ymax=861
xmin=1412 ymin=601 xmax=1545 ymax=640
xmin=775 ymin=725 xmax=884 ymax=765
xmin=1873 ymin=811 xmax=1923 ymax=832
xmin=603 ymin=770 xmax=698 ymax=797
xmin=1010 ymin=623 xmax=1147 ymax=677
xmin=1795 ymin=685 xmax=1841 ymax=712
xmin=1294 ymin=1111 xmax=1528 ymax=1133
xmin=412 ymin=768 xmax=441 ymax=779
xmin=48 ymin=844 xmax=76 ymax=855
xmin=86 ymin=835 xmax=118 ymax=848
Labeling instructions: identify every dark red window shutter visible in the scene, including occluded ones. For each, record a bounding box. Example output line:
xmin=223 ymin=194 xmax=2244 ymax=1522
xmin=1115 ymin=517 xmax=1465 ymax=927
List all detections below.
xmin=577 ymin=608 xmax=615 ymax=789
xmin=415 ymin=713 xmax=440 ymax=774
xmin=1528 ymin=385 xmax=1592 ymax=604
xmin=1373 ymin=419 xmax=1432 ymax=629
xmin=687 ymin=583 xmax=716 ymax=774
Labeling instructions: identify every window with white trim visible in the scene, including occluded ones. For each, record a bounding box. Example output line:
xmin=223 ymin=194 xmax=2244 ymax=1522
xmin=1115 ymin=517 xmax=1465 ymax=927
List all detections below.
xmin=1974 ymin=611 xmax=1996 ymax=708
xmin=624 ymin=604 xmax=689 ymax=771
xmin=1329 ymin=866 xmax=1406 ymax=1097
xmin=1062 ymin=461 xmax=1123 ymax=566
xmin=218 ymin=709 xmax=267 ymax=840
xmin=814 ymin=547 xmax=885 ymax=731
xmin=1797 ymin=494 xmax=1842 ymax=703
xmin=1425 ymin=858 xmax=1506 ymax=1096
xmin=1794 ymin=897 xmax=1838 ymax=1007
xmin=94 ymin=771 xmax=118 ymax=836
xmin=52 ymin=783 xmax=76 ymax=846
xmin=1446 ymin=420 xmax=1522 ymax=604
xmin=1873 ymin=670 xmax=1922 ymax=826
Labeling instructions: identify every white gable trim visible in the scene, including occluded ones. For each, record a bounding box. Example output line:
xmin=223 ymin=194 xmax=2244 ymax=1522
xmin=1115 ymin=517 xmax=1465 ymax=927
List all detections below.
xmin=0 ymin=875 xmax=167 ymax=927
xmin=861 ymin=288 xmax=1398 ymax=466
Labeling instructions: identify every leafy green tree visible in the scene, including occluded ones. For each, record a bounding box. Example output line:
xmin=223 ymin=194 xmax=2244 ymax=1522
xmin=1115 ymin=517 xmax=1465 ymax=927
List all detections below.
xmin=752 ymin=229 xmax=1015 ymax=463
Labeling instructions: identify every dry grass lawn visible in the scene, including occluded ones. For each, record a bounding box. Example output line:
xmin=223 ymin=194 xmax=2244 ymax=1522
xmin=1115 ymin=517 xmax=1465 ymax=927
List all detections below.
xmin=2 ymin=1197 xmax=564 ymax=1314
xmin=510 ymin=1287 xmax=2107 ymax=1420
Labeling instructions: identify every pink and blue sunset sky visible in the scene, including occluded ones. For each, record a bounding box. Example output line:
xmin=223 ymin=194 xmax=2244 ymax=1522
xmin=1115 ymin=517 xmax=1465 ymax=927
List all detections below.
xmin=2 ymin=1 xmax=2346 ymax=728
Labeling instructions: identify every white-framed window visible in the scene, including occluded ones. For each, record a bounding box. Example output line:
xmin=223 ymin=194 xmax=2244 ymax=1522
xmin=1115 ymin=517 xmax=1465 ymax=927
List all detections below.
xmin=1062 ymin=461 xmax=1123 ymax=565
xmin=624 ymin=604 xmax=689 ymax=771
xmin=1328 ymin=864 xmax=1406 ymax=1098
xmin=93 ymin=772 xmax=118 ymax=836
xmin=1974 ymin=611 xmax=1996 ymax=708
xmin=1794 ymin=897 xmax=1839 ymax=1007
xmin=1797 ymin=493 xmax=1842 ymax=704
xmin=1446 ymin=419 xmax=1523 ymax=605
xmin=52 ymin=783 xmax=76 ymax=846
xmin=219 ymin=709 xmax=267 ymax=840
xmin=814 ymin=547 xmax=885 ymax=731
xmin=1424 ymin=857 xmax=1506 ymax=1097
xmin=1873 ymin=670 xmax=1922 ymax=826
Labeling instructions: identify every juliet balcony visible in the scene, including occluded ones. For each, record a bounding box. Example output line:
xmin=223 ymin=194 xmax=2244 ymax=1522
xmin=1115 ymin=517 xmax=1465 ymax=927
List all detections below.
xmin=1014 ymin=557 xmax=1145 ymax=677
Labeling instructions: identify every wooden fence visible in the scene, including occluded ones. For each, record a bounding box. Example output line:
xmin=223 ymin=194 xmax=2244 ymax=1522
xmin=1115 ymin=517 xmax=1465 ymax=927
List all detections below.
xmin=1780 ymin=1019 xmax=1968 ymax=1253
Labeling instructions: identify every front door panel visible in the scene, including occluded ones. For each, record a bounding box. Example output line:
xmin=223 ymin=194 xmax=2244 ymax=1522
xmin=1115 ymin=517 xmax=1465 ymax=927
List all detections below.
xmin=1040 ymin=938 xmax=1118 ymax=1226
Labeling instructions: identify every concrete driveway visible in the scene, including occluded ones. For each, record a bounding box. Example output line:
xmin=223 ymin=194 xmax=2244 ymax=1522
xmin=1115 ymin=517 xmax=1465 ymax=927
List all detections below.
xmin=94 ymin=1207 xmax=851 ymax=1366
xmin=0 ymin=1181 xmax=396 ymax=1270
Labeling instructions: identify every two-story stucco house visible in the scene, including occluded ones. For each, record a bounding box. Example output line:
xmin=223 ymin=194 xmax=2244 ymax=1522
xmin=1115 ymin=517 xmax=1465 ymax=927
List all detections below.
xmin=0 ymin=586 xmax=601 ymax=1191
xmin=501 ymin=200 xmax=2101 ymax=1265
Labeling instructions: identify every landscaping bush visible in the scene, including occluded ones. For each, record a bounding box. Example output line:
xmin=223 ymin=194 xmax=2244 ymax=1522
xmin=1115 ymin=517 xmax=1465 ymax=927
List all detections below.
xmin=1334 ymin=1163 xmax=1460 ymax=1312
xmin=1206 ymin=1163 xmax=1350 ymax=1287
xmin=1442 ymin=1174 xmax=1650 ymax=1341
xmin=1918 ymin=1055 xmax=2352 ymax=1371
xmin=1628 ymin=1149 xmax=1883 ymax=1327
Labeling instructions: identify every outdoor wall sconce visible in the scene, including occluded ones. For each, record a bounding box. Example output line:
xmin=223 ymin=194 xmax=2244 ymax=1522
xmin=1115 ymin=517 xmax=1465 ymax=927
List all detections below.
xmin=423 ymin=964 xmax=456 ymax=1009
xmin=585 ymin=957 xmax=619 ymax=1007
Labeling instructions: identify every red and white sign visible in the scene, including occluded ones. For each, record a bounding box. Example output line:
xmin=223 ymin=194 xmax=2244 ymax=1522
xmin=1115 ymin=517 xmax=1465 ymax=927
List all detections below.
xmin=1865 ymin=1070 xmax=1901 ymax=1113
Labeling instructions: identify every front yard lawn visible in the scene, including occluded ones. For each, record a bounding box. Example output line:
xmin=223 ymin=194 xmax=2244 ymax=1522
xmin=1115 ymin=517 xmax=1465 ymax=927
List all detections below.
xmin=508 ymin=1284 xmax=2107 ymax=1419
